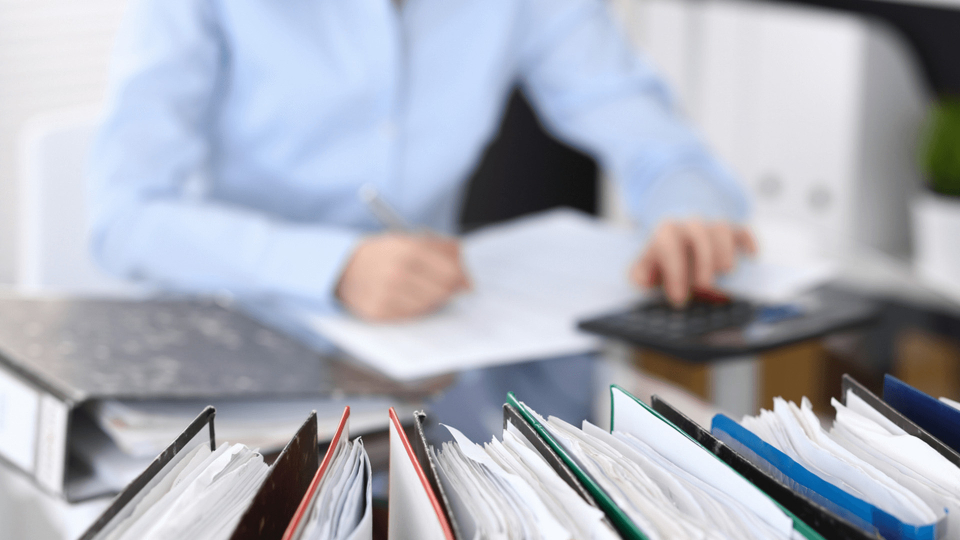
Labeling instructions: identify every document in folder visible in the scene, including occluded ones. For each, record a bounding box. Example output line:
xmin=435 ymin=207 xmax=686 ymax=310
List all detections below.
xmin=308 ymin=210 xmax=644 ymax=380
xmin=283 ymin=407 xmax=372 ymax=540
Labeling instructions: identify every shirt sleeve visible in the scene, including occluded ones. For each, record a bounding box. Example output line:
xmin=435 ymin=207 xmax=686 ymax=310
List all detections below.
xmin=516 ymin=0 xmax=750 ymax=229
xmin=89 ymin=0 xmax=361 ymax=306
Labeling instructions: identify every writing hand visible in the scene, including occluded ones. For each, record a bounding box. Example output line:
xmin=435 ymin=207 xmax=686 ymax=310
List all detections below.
xmin=336 ymin=233 xmax=471 ymax=321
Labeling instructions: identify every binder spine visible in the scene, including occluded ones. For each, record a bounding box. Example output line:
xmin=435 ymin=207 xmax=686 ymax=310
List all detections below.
xmin=0 ymin=365 xmax=69 ymax=496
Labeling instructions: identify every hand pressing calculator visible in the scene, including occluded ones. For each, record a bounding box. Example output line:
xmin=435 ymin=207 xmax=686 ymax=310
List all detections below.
xmin=577 ymin=288 xmax=879 ymax=361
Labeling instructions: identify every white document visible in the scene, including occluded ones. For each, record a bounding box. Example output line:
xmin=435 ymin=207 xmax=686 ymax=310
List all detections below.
xmin=742 ymin=397 xmax=940 ymax=527
xmin=293 ymin=433 xmax=372 ymax=540
xmin=609 ymin=386 xmax=794 ymax=538
xmin=307 ymin=210 xmax=644 ymax=380
xmin=436 ymin=425 xmax=573 ymax=540
xmin=716 ymin=258 xmax=836 ymax=302
xmin=105 ymin=442 xmax=269 ymax=540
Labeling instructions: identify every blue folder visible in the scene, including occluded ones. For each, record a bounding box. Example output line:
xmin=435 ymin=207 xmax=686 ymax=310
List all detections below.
xmin=883 ymin=374 xmax=960 ymax=454
xmin=711 ymin=413 xmax=942 ymax=540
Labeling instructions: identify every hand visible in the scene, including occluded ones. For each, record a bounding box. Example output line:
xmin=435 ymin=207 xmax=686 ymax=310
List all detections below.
xmin=336 ymin=233 xmax=471 ymax=321
xmin=630 ymin=219 xmax=757 ymax=307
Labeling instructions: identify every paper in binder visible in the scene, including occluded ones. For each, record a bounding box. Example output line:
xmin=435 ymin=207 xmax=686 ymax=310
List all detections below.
xmin=282 ymin=406 xmax=372 ymax=540
xmin=650 ymin=395 xmax=876 ymax=540
xmin=79 ymin=408 xmax=327 ymax=540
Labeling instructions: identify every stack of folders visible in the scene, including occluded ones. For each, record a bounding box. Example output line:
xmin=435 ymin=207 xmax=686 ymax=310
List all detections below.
xmin=79 ymin=374 xmax=960 ymax=540
xmin=79 ymin=406 xmax=373 ymax=540
xmin=390 ymin=388 xmax=830 ymax=540
xmin=713 ymin=374 xmax=960 ymax=540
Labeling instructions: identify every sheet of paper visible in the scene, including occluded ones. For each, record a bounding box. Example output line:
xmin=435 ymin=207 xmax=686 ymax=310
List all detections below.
xmin=307 ymin=210 xmax=644 ymax=380
xmin=303 ymin=209 xmax=836 ymax=380
xmin=609 ymin=386 xmax=794 ymax=537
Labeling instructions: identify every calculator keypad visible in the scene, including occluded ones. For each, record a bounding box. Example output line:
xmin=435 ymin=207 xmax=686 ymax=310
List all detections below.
xmin=608 ymin=299 xmax=755 ymax=340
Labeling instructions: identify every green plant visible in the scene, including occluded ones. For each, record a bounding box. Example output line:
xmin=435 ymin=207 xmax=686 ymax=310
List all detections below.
xmin=921 ymin=97 xmax=960 ymax=197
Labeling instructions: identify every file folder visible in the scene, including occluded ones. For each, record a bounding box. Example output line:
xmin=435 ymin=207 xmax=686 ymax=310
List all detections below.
xmin=387 ymin=407 xmax=454 ymax=540
xmin=78 ymin=407 xmax=217 ymax=540
xmin=883 ymin=374 xmax=960 ymax=454
xmin=409 ymin=411 xmax=464 ymax=540
xmin=80 ymin=407 xmax=326 ymax=540
xmin=233 ymin=411 xmax=319 ymax=540
xmin=282 ymin=406 xmax=372 ymax=540
xmin=712 ymin=413 xmax=942 ymax=540
xmin=843 ymin=374 xmax=960 ymax=468
xmin=609 ymin=386 xmax=823 ymax=540
xmin=650 ymin=395 xmax=876 ymax=540
xmin=505 ymin=391 xmax=649 ymax=540
xmin=501 ymin=402 xmax=598 ymax=506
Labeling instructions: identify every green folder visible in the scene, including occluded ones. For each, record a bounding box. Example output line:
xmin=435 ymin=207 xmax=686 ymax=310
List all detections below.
xmin=608 ymin=384 xmax=825 ymax=540
xmin=505 ymin=389 xmax=826 ymax=540
xmin=505 ymin=391 xmax=649 ymax=540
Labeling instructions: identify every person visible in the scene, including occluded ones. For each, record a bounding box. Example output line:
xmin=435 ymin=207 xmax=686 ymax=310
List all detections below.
xmin=90 ymin=0 xmax=755 ymax=439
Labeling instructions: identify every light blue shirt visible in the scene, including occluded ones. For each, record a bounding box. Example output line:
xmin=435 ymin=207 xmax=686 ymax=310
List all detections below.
xmin=90 ymin=0 xmax=748 ymax=313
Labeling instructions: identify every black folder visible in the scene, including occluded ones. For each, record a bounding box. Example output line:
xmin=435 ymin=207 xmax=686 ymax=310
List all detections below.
xmin=79 ymin=407 xmax=217 ymax=540
xmin=230 ymin=411 xmax=320 ymax=540
xmin=80 ymin=408 xmax=323 ymax=540
xmin=650 ymin=395 xmax=879 ymax=540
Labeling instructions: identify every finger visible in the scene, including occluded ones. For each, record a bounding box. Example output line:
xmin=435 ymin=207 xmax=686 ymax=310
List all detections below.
xmin=709 ymin=222 xmax=736 ymax=273
xmin=629 ymin=254 xmax=657 ymax=287
xmin=427 ymin=239 xmax=472 ymax=289
xmin=684 ymin=220 xmax=715 ymax=289
xmin=734 ymin=227 xmax=758 ymax=255
xmin=653 ymin=223 xmax=689 ymax=307
xmin=404 ymin=270 xmax=456 ymax=305
xmin=407 ymin=243 xmax=470 ymax=292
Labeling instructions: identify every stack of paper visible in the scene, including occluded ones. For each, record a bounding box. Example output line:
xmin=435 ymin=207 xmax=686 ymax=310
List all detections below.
xmin=516 ymin=392 xmax=798 ymax=539
xmin=431 ymin=425 xmax=618 ymax=540
xmin=103 ymin=442 xmax=268 ymax=540
xmin=740 ymin=398 xmax=941 ymax=529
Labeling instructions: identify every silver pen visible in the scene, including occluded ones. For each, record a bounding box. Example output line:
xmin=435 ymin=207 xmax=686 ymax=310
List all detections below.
xmin=358 ymin=184 xmax=413 ymax=232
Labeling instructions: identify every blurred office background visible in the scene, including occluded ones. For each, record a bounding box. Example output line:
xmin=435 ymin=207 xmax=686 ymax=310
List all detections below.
xmin=2 ymin=0 xmax=960 ymax=536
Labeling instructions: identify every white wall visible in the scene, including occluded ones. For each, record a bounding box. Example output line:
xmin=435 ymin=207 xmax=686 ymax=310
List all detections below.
xmin=0 ymin=0 xmax=127 ymax=284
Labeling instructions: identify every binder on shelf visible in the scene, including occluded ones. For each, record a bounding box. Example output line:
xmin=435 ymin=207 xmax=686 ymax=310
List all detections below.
xmin=882 ymin=374 xmax=960 ymax=454
xmin=650 ymin=395 xmax=877 ymax=540
xmin=842 ymin=374 xmax=960 ymax=468
xmin=387 ymin=407 xmax=455 ymax=540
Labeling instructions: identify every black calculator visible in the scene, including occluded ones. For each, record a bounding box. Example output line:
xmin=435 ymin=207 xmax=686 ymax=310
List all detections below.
xmin=577 ymin=288 xmax=879 ymax=361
